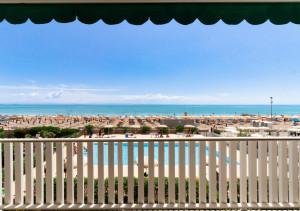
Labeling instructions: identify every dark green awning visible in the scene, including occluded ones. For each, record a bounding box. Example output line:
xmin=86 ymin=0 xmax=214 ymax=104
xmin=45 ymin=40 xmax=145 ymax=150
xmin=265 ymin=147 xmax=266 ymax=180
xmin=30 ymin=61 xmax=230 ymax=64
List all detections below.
xmin=1 ymin=3 xmax=300 ymax=25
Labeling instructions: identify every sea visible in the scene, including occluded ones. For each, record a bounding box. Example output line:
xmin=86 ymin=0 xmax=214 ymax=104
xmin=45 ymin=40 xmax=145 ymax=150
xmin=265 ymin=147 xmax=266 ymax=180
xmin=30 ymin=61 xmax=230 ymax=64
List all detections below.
xmin=0 ymin=104 xmax=299 ymax=116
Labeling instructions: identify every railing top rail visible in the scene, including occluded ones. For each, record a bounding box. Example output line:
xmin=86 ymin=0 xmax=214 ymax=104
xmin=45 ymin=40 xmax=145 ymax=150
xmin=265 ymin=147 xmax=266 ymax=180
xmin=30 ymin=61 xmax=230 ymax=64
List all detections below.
xmin=0 ymin=136 xmax=300 ymax=142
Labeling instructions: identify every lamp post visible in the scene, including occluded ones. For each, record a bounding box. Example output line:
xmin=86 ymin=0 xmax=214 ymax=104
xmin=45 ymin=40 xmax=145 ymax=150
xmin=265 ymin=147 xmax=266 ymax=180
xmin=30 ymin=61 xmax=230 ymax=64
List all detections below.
xmin=270 ymin=97 xmax=273 ymax=122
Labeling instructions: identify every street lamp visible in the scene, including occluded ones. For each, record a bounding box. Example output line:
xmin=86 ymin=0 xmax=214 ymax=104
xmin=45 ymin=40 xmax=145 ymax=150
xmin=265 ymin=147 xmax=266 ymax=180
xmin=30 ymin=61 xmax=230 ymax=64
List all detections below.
xmin=270 ymin=97 xmax=273 ymax=121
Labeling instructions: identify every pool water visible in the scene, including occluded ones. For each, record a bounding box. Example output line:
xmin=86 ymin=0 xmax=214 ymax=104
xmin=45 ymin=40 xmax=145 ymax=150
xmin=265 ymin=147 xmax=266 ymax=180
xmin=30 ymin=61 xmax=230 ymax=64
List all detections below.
xmin=84 ymin=142 xmax=239 ymax=166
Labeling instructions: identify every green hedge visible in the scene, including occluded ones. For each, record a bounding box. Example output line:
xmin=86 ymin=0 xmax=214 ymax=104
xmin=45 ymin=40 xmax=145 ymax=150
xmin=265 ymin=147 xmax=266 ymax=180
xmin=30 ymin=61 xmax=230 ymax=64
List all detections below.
xmin=213 ymin=130 xmax=221 ymax=135
xmin=84 ymin=125 xmax=94 ymax=134
xmin=58 ymin=128 xmax=80 ymax=138
xmin=103 ymin=128 xmax=114 ymax=134
xmin=121 ymin=127 xmax=129 ymax=133
xmin=6 ymin=127 xmax=81 ymax=138
xmin=141 ymin=126 xmax=150 ymax=134
xmin=175 ymin=125 xmax=184 ymax=133
xmin=29 ymin=127 xmax=60 ymax=137
xmin=29 ymin=177 xmax=245 ymax=204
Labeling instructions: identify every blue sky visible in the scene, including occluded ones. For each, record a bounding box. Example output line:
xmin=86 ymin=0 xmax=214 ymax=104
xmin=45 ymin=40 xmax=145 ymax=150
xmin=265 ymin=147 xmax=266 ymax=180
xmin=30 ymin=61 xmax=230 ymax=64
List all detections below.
xmin=0 ymin=19 xmax=299 ymax=104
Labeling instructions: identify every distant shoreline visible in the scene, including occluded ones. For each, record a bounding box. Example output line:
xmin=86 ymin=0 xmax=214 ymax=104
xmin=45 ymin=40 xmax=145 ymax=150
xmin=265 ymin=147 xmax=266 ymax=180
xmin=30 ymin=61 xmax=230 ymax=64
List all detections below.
xmin=0 ymin=104 xmax=300 ymax=116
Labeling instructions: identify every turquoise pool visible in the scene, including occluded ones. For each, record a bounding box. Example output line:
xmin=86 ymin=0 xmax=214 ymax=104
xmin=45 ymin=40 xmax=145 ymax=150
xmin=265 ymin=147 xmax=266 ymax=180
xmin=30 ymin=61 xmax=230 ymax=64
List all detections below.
xmin=84 ymin=142 xmax=240 ymax=166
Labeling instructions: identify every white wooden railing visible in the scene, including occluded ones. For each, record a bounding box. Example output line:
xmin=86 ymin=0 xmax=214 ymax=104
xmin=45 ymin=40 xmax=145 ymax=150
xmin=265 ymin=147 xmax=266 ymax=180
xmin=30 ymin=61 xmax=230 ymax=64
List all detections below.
xmin=0 ymin=137 xmax=300 ymax=210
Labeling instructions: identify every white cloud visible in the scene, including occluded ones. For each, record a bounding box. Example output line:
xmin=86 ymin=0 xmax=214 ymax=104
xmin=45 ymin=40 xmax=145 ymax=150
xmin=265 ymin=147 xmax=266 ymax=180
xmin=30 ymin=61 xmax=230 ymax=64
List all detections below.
xmin=48 ymin=90 xmax=63 ymax=98
xmin=30 ymin=93 xmax=39 ymax=97
xmin=0 ymin=85 xmax=116 ymax=92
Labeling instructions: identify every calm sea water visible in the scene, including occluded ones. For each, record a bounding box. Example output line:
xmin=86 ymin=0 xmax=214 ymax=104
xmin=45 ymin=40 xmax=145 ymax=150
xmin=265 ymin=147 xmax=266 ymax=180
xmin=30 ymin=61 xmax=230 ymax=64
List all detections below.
xmin=0 ymin=104 xmax=299 ymax=116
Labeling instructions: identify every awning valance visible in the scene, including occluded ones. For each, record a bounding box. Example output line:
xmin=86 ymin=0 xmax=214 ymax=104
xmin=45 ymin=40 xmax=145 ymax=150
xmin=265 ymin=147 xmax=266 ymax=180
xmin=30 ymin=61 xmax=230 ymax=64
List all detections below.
xmin=1 ymin=3 xmax=300 ymax=25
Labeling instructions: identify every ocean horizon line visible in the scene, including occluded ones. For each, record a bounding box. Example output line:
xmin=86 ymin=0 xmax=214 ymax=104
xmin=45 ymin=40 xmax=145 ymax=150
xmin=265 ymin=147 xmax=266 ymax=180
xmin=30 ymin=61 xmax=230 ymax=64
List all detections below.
xmin=0 ymin=104 xmax=299 ymax=106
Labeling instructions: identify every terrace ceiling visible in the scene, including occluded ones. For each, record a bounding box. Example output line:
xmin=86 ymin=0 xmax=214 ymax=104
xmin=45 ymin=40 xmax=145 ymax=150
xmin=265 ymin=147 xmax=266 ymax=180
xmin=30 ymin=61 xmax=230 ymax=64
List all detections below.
xmin=1 ymin=0 xmax=300 ymax=24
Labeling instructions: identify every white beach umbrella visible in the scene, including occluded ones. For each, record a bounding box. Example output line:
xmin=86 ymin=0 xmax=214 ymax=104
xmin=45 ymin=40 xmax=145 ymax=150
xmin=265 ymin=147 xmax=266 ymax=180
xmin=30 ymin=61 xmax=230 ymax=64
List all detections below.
xmin=184 ymin=125 xmax=196 ymax=128
xmin=104 ymin=124 xmax=114 ymax=135
xmin=130 ymin=125 xmax=140 ymax=134
xmin=156 ymin=125 xmax=168 ymax=128
xmin=257 ymin=126 xmax=270 ymax=130
xmin=130 ymin=125 xmax=140 ymax=129
xmin=104 ymin=125 xmax=114 ymax=128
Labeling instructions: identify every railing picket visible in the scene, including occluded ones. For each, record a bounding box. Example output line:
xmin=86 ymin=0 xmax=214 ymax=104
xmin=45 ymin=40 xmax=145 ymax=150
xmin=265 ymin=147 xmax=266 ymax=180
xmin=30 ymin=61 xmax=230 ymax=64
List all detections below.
xmin=77 ymin=142 xmax=84 ymax=204
xmin=239 ymin=141 xmax=247 ymax=204
xmin=138 ymin=141 xmax=144 ymax=204
xmin=148 ymin=141 xmax=155 ymax=204
xmin=158 ymin=141 xmax=165 ymax=204
xmin=25 ymin=142 xmax=33 ymax=204
xmin=248 ymin=141 xmax=257 ymax=203
xmin=108 ymin=141 xmax=115 ymax=204
xmin=289 ymin=141 xmax=298 ymax=203
xmin=98 ymin=142 xmax=104 ymax=204
xmin=87 ymin=142 xmax=94 ymax=204
xmin=128 ymin=142 xmax=134 ymax=204
xmin=0 ymin=142 xmax=2 ymax=205
xmin=189 ymin=141 xmax=196 ymax=204
xmin=15 ymin=142 xmax=23 ymax=205
xmin=118 ymin=142 xmax=123 ymax=204
xmin=168 ymin=141 xmax=175 ymax=204
xmin=209 ymin=141 xmax=217 ymax=204
xmin=269 ymin=140 xmax=278 ymax=203
xmin=278 ymin=141 xmax=288 ymax=203
xmin=219 ymin=141 xmax=227 ymax=204
xmin=46 ymin=142 xmax=54 ymax=204
xmin=258 ymin=141 xmax=267 ymax=203
xmin=56 ymin=142 xmax=64 ymax=204
xmin=4 ymin=143 xmax=13 ymax=205
xmin=178 ymin=141 xmax=185 ymax=204
xmin=229 ymin=141 xmax=237 ymax=204
xmin=66 ymin=142 xmax=74 ymax=204
xmin=199 ymin=141 xmax=206 ymax=204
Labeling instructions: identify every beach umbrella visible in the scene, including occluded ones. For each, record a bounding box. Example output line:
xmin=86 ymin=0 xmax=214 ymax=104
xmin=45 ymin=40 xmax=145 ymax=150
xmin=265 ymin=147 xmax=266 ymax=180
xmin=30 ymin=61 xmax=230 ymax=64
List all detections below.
xmin=184 ymin=125 xmax=196 ymax=128
xmin=130 ymin=125 xmax=140 ymax=129
xmin=0 ymin=119 xmax=8 ymax=121
xmin=104 ymin=124 xmax=114 ymax=136
xmin=156 ymin=125 xmax=168 ymax=128
xmin=206 ymin=119 xmax=211 ymax=121
xmin=258 ymin=127 xmax=270 ymax=130
xmin=104 ymin=125 xmax=114 ymax=128
xmin=227 ymin=118 xmax=233 ymax=121
xmin=216 ymin=118 xmax=222 ymax=121
xmin=237 ymin=118 xmax=244 ymax=121
xmin=130 ymin=125 xmax=140 ymax=134
xmin=292 ymin=118 xmax=299 ymax=122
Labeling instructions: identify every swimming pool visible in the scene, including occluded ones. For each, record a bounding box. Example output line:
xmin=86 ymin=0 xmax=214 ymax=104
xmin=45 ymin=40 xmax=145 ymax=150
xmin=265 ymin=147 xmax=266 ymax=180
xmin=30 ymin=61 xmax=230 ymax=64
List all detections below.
xmin=84 ymin=142 xmax=240 ymax=166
